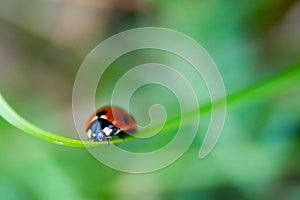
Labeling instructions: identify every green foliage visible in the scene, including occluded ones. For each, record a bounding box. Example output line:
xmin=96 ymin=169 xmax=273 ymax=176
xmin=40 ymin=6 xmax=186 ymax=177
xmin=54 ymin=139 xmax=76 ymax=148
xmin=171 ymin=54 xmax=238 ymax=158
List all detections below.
xmin=1 ymin=61 xmax=299 ymax=146
xmin=1 ymin=1 xmax=300 ymax=199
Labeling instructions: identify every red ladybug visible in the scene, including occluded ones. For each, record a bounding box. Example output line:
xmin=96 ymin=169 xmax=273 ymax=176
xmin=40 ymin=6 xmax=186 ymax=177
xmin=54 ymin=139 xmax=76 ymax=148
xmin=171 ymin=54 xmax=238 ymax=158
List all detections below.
xmin=85 ymin=106 xmax=136 ymax=142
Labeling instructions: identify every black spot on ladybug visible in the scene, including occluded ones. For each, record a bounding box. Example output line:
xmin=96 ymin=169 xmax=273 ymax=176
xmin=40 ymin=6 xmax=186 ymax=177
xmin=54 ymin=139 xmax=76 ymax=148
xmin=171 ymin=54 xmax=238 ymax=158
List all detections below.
xmin=123 ymin=116 xmax=129 ymax=124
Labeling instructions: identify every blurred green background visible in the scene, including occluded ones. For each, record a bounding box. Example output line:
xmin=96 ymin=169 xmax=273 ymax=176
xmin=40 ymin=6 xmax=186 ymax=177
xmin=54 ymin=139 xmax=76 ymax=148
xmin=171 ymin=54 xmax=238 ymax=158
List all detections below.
xmin=1 ymin=0 xmax=300 ymax=199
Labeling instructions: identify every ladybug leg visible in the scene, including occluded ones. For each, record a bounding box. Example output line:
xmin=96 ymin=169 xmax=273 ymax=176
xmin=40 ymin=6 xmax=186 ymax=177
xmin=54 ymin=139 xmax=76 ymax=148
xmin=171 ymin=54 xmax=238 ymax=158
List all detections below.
xmin=104 ymin=135 xmax=112 ymax=145
xmin=117 ymin=131 xmax=127 ymax=139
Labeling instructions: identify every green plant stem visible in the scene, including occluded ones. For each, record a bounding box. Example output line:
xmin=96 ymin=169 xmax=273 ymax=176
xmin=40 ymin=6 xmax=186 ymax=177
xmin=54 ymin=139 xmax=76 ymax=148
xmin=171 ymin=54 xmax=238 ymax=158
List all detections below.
xmin=0 ymin=94 xmax=103 ymax=147
xmin=1 ymin=61 xmax=299 ymax=147
xmin=144 ymin=61 xmax=300 ymax=134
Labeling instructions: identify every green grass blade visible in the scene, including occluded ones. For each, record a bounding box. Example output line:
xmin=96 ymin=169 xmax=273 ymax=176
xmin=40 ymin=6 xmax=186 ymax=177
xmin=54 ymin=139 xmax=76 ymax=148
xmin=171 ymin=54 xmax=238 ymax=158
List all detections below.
xmin=0 ymin=61 xmax=299 ymax=147
xmin=0 ymin=94 xmax=102 ymax=147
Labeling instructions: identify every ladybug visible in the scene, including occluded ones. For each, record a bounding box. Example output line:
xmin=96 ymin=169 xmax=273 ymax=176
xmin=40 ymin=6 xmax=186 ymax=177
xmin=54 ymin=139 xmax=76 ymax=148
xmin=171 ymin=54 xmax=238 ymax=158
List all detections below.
xmin=85 ymin=106 xmax=136 ymax=142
